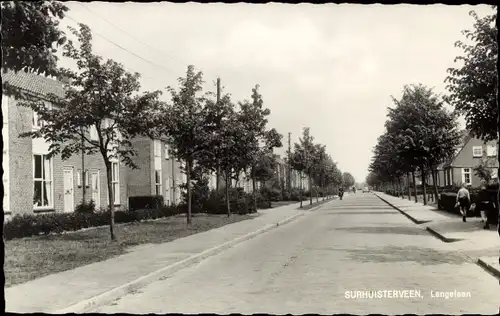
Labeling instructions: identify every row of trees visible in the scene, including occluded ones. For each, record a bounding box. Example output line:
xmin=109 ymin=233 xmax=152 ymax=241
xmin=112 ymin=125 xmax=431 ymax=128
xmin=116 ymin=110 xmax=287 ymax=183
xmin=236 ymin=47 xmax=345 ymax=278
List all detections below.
xmin=14 ymin=23 xmax=285 ymax=240
xmin=3 ymin=3 xmax=358 ymax=240
xmin=367 ymin=8 xmax=498 ymax=209
xmin=289 ymin=127 xmax=355 ymax=207
xmin=367 ymin=84 xmax=461 ymax=204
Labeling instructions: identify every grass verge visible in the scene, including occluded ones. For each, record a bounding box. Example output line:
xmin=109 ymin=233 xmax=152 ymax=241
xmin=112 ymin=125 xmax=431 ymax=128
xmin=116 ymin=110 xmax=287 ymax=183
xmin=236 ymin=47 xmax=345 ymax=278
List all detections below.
xmin=4 ymin=213 xmax=252 ymax=288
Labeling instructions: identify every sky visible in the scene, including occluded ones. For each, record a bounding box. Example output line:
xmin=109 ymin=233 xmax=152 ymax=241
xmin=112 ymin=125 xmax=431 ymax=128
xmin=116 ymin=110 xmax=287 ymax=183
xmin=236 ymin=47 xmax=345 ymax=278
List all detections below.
xmin=58 ymin=2 xmax=494 ymax=183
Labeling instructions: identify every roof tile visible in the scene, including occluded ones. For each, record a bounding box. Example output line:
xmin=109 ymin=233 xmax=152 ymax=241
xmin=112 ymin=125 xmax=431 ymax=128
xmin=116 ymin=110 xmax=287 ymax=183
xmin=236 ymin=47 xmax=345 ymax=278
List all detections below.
xmin=2 ymin=70 xmax=65 ymax=98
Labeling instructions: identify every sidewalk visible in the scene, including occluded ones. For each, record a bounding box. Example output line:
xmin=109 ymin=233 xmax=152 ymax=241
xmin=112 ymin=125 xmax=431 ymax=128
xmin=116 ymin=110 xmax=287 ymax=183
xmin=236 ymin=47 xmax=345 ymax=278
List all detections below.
xmin=6 ymin=200 xmax=329 ymax=313
xmin=375 ymin=192 xmax=499 ymax=276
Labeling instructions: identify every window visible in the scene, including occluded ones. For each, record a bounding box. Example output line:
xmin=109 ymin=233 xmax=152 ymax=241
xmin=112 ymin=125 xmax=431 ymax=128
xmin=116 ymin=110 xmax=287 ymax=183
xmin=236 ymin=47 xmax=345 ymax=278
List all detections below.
xmin=32 ymin=102 xmax=51 ymax=128
xmin=487 ymin=145 xmax=497 ymax=157
xmin=165 ymin=177 xmax=171 ymax=205
xmin=472 ymin=146 xmax=483 ymax=157
xmin=33 ymin=154 xmax=53 ymax=208
xmin=462 ymin=168 xmax=471 ymax=185
xmin=111 ymin=162 xmax=120 ymax=205
xmin=89 ymin=125 xmax=99 ymax=141
xmin=155 ymin=170 xmax=162 ymax=195
xmin=165 ymin=143 xmax=170 ymax=159
xmin=77 ymin=169 xmax=82 ymax=187
xmin=154 ymin=140 xmax=162 ymax=157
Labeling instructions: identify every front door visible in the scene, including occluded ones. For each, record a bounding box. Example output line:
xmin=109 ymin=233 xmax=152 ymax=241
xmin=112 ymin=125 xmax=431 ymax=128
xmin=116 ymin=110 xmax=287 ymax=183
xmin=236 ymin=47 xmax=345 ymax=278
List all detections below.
xmin=91 ymin=171 xmax=100 ymax=209
xmin=63 ymin=168 xmax=74 ymax=212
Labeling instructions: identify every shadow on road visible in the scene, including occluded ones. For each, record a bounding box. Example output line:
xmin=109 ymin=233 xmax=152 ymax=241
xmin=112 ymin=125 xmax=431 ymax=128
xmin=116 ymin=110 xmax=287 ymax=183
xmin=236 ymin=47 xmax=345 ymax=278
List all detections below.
xmin=342 ymin=245 xmax=467 ymax=265
xmin=333 ymin=226 xmax=429 ymax=236
xmin=308 ymin=245 xmax=467 ymax=265
xmin=324 ymin=211 xmax=400 ymax=215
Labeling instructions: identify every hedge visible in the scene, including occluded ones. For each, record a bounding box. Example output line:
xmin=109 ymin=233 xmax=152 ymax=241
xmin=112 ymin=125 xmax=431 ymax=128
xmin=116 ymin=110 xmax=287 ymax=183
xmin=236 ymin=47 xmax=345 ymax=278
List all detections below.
xmin=438 ymin=185 xmax=499 ymax=224
xmin=4 ymin=205 xmax=182 ymax=240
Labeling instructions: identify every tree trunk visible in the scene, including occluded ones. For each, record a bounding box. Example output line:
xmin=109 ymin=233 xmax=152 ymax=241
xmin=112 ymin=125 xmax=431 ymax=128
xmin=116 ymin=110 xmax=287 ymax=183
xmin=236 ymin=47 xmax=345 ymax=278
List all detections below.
xmin=309 ymin=172 xmax=313 ymax=205
xmin=225 ymin=168 xmax=231 ymax=216
xmin=252 ymin=166 xmax=257 ymax=212
xmin=299 ymin=171 xmax=303 ymax=208
xmin=186 ymin=159 xmax=192 ymax=224
xmin=316 ymin=181 xmax=319 ymax=203
xmin=431 ymin=168 xmax=439 ymax=204
xmin=398 ymin=177 xmax=403 ymax=199
xmin=407 ymin=172 xmax=411 ymax=201
xmin=105 ymin=161 xmax=116 ymax=241
xmin=322 ymin=176 xmax=325 ymax=201
xmin=216 ymin=159 xmax=220 ymax=196
xmin=412 ymin=171 xmax=418 ymax=203
xmin=171 ymin=157 xmax=176 ymax=207
xmin=421 ymin=166 xmax=427 ymax=205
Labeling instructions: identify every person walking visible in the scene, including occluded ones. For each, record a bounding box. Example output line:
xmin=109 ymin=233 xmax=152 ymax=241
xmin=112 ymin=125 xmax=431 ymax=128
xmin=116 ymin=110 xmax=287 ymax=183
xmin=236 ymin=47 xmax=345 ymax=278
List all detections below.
xmin=475 ymin=185 xmax=494 ymax=229
xmin=456 ymin=183 xmax=471 ymax=222
xmin=339 ymin=187 xmax=344 ymax=200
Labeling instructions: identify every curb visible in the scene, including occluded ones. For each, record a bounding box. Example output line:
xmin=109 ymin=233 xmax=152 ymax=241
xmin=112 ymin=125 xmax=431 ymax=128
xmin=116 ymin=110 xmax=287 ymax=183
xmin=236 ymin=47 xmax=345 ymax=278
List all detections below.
xmin=53 ymin=211 xmax=305 ymax=314
xmin=296 ymin=199 xmax=332 ymax=212
xmin=477 ymin=257 xmax=500 ymax=280
xmin=374 ymin=193 xmax=430 ymax=225
xmin=424 ymin=227 xmax=462 ymax=243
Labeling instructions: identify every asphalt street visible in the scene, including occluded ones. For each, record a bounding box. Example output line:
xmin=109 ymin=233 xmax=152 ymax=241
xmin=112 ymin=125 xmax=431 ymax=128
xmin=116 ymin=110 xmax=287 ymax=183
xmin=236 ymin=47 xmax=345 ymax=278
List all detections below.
xmin=94 ymin=193 xmax=499 ymax=314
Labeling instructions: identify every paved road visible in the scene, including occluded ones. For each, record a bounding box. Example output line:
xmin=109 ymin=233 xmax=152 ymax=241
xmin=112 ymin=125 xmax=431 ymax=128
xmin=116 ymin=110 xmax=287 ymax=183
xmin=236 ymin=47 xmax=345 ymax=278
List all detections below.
xmin=95 ymin=193 xmax=499 ymax=314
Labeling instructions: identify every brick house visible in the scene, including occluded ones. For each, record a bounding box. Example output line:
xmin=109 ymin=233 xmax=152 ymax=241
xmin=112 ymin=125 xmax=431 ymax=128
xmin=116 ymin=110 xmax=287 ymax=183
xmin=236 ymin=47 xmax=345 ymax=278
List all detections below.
xmin=440 ymin=134 xmax=498 ymax=188
xmin=2 ymin=71 xmax=192 ymax=219
xmin=2 ymin=70 xmax=129 ymax=219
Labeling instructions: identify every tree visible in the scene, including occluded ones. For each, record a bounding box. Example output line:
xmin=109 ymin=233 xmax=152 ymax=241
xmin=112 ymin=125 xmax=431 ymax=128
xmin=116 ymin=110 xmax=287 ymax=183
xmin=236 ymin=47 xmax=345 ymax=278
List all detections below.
xmin=342 ymin=172 xmax=355 ymax=189
xmin=386 ymin=84 xmax=460 ymax=203
xmin=473 ymin=157 xmax=495 ymax=184
xmin=161 ymin=65 xmax=209 ymax=225
xmin=253 ymin=150 xmax=279 ymax=206
xmin=366 ymin=171 xmax=382 ymax=190
xmin=238 ymin=85 xmax=282 ymax=211
xmin=293 ymin=127 xmax=316 ymax=205
xmin=2 ymin=1 xmax=69 ymax=95
xmin=290 ymin=143 xmax=307 ymax=207
xmin=199 ymin=83 xmax=234 ymax=196
xmin=18 ymin=24 xmax=162 ymax=241
xmin=445 ymin=9 xmax=498 ymax=143
xmin=444 ymin=8 xmax=499 ymax=230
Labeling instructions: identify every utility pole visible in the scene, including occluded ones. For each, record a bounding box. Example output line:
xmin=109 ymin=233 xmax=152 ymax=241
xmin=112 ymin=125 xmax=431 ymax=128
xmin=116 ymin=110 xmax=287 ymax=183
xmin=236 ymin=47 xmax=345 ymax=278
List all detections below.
xmin=287 ymin=132 xmax=292 ymax=193
xmin=216 ymin=77 xmax=221 ymax=194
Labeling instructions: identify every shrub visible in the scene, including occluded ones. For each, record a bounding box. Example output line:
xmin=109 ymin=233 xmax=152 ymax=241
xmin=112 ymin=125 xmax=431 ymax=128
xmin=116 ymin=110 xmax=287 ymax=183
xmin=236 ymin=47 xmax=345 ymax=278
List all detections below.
xmin=75 ymin=200 xmax=96 ymax=214
xmin=129 ymin=196 xmax=165 ymax=211
xmin=3 ymin=203 xmax=186 ymax=240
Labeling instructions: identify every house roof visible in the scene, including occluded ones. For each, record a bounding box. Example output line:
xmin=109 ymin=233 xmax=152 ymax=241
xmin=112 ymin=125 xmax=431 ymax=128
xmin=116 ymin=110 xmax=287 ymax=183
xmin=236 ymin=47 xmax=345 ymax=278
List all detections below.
xmin=2 ymin=70 xmax=65 ymax=98
xmin=442 ymin=130 xmax=472 ymax=168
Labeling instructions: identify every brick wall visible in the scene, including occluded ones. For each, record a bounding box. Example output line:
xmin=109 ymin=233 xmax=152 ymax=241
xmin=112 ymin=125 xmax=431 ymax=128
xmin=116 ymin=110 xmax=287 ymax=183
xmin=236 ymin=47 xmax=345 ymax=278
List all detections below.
xmin=8 ymin=97 xmax=33 ymax=216
xmin=7 ymin=96 xmax=130 ymax=215
xmin=127 ymin=137 xmax=153 ymax=197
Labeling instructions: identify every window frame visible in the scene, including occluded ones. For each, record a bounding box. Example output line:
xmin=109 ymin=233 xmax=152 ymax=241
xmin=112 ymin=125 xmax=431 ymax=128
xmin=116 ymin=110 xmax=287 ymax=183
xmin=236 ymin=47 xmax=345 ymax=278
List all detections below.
xmin=32 ymin=101 xmax=52 ymax=129
xmin=89 ymin=124 xmax=99 ymax=141
xmin=462 ymin=168 xmax=471 ymax=186
xmin=472 ymin=146 xmax=483 ymax=158
xmin=486 ymin=145 xmax=497 ymax=157
xmin=154 ymin=170 xmax=162 ymax=196
xmin=33 ymin=154 xmax=54 ymax=210
xmin=154 ymin=140 xmax=162 ymax=158
xmin=111 ymin=161 xmax=120 ymax=205
xmin=164 ymin=143 xmax=170 ymax=160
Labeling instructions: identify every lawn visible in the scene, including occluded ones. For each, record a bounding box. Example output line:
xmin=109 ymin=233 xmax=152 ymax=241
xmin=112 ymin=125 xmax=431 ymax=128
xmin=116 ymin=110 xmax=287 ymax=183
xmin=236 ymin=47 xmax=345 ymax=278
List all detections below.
xmin=4 ymin=213 xmax=253 ymax=288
